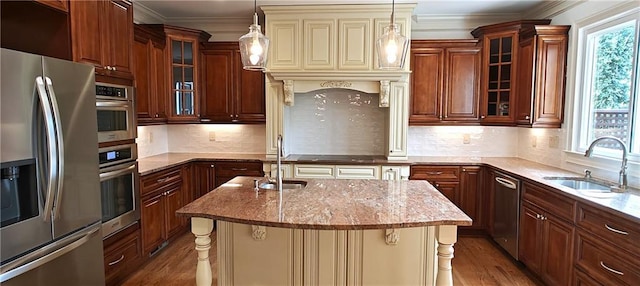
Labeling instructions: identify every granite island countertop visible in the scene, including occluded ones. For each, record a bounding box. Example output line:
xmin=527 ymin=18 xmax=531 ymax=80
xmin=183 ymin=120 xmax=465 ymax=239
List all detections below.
xmin=176 ymin=176 xmax=473 ymax=230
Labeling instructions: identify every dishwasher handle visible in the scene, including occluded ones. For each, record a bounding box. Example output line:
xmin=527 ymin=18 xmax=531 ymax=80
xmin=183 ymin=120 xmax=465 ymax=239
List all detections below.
xmin=495 ymin=177 xmax=517 ymax=189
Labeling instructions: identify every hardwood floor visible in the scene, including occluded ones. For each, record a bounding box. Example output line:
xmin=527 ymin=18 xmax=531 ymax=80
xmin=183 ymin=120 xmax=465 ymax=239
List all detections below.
xmin=122 ymin=233 xmax=540 ymax=286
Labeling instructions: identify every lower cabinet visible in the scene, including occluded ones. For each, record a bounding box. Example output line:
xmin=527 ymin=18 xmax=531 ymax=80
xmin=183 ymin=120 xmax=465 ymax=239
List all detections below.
xmin=193 ymin=161 xmax=216 ymax=199
xmin=519 ymin=182 xmax=574 ymax=286
xmin=214 ymin=161 xmax=264 ymax=187
xmin=103 ymin=222 xmax=142 ymax=286
xmin=140 ymin=166 xmax=187 ymax=256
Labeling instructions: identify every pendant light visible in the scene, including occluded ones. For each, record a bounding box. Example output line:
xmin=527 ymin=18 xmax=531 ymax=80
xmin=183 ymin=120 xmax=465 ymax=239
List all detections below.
xmin=239 ymin=0 xmax=270 ymax=71
xmin=375 ymin=0 xmax=408 ymax=70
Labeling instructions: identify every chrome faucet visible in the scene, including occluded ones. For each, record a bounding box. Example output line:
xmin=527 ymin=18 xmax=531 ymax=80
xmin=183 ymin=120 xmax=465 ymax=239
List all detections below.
xmin=584 ymin=136 xmax=628 ymax=191
xmin=276 ymin=134 xmax=283 ymax=192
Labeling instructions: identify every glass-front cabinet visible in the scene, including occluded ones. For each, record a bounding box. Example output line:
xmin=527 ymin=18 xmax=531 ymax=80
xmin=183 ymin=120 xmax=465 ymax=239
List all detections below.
xmin=164 ymin=26 xmax=211 ymax=123
xmin=479 ymin=31 xmax=517 ymax=124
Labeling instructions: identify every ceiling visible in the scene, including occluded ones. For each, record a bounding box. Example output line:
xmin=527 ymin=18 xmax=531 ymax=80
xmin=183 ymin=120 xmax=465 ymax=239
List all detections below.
xmin=135 ymin=0 xmax=550 ymax=20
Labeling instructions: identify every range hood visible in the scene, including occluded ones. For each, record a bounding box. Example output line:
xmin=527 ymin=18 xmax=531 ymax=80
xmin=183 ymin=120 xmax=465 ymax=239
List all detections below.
xmin=262 ymin=4 xmax=416 ymax=161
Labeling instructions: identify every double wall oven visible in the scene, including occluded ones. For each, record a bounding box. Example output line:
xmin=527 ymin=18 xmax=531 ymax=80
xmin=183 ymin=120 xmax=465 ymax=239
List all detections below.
xmin=96 ymin=83 xmax=139 ymax=238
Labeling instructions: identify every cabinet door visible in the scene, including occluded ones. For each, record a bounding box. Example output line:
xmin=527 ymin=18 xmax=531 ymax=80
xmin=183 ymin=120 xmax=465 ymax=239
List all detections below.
xmin=141 ymin=193 xmax=166 ymax=255
xmin=201 ymin=49 xmax=234 ymax=122
xmin=519 ymin=203 xmax=543 ymax=274
xmin=168 ymin=37 xmax=199 ymax=121
xmin=134 ymin=39 xmax=153 ymax=121
xmin=459 ymin=166 xmax=482 ymax=228
xmin=70 ymin=0 xmax=105 ymax=68
xmin=303 ymin=19 xmax=336 ymax=70
xmin=106 ymin=0 xmax=132 ymax=74
xmin=193 ymin=162 xmax=216 ymax=199
xmin=540 ymin=213 xmax=573 ymax=286
xmin=433 ymin=181 xmax=459 ymax=204
xmin=151 ymin=41 xmax=168 ymax=120
xmin=480 ymin=31 xmax=517 ymax=124
xmin=338 ymin=19 xmax=370 ymax=70
xmin=268 ymin=20 xmax=301 ymax=70
xmin=444 ymin=47 xmax=481 ymax=122
xmin=409 ymin=48 xmax=444 ymax=124
xmin=164 ymin=185 xmax=185 ymax=239
xmin=235 ymin=50 xmax=266 ymax=123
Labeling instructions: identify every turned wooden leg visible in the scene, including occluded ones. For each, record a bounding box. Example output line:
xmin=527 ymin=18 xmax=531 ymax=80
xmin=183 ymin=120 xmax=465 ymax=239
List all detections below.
xmin=192 ymin=217 xmax=214 ymax=286
xmin=435 ymin=225 xmax=457 ymax=286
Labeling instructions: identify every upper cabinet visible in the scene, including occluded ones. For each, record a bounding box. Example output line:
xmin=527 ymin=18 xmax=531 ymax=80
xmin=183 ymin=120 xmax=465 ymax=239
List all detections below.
xmin=70 ymin=0 xmax=134 ymax=79
xmin=162 ymin=25 xmax=211 ymax=123
xmin=472 ymin=19 xmax=569 ymax=128
xmin=200 ymin=42 xmax=266 ymax=124
xmin=410 ymin=40 xmax=481 ymax=125
xmin=133 ymin=24 xmax=168 ymax=125
xmin=35 ymin=0 xmax=68 ymax=12
xmin=516 ymin=26 xmax=570 ymax=128
xmin=263 ymin=4 xmax=414 ymax=72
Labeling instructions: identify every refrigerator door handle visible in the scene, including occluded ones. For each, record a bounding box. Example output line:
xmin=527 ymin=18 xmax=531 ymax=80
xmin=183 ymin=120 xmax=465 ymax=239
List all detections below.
xmin=35 ymin=76 xmax=59 ymax=222
xmin=43 ymin=76 xmax=65 ymax=220
xmin=0 ymin=222 xmax=101 ymax=283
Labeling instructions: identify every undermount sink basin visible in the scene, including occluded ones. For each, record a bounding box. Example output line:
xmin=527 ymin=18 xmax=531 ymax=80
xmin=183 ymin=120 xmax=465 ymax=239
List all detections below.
xmin=258 ymin=180 xmax=307 ymax=190
xmin=543 ymin=177 xmax=618 ymax=198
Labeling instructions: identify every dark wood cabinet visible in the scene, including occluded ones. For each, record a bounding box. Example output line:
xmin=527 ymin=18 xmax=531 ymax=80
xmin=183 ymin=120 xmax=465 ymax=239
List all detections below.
xmin=410 ymin=165 xmax=483 ymax=230
xmin=139 ymin=166 xmax=187 ymax=256
xmin=516 ymin=25 xmax=570 ymax=128
xmin=201 ymin=42 xmax=266 ymax=123
xmin=410 ymin=40 xmax=481 ymax=125
xmin=519 ymin=181 xmax=574 ymax=286
xmin=214 ymin=161 xmax=264 ymax=188
xmin=103 ymin=222 xmax=142 ymax=286
xmin=35 ymin=0 xmax=68 ymax=12
xmin=193 ymin=162 xmax=216 ymax=200
xmin=134 ymin=24 xmax=168 ymax=124
xmin=70 ymin=0 xmax=133 ymax=79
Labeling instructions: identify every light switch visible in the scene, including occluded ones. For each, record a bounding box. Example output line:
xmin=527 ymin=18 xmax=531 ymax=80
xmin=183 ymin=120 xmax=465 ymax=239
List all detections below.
xmin=530 ymin=136 xmax=537 ymax=148
xmin=463 ymin=134 xmax=471 ymax=144
xmin=548 ymin=136 xmax=559 ymax=148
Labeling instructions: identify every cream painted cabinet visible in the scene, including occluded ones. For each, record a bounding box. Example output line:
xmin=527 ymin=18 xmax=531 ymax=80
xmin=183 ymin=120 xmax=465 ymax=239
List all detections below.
xmin=304 ymin=20 xmax=336 ymax=70
xmin=268 ymin=20 xmax=301 ymax=70
xmin=388 ymin=81 xmax=410 ymax=159
xmin=381 ymin=166 xmax=410 ymax=181
xmin=339 ymin=19 xmax=371 ymax=70
xmin=265 ymin=163 xmax=409 ymax=180
xmin=335 ymin=165 xmax=380 ymax=179
xmin=294 ymin=164 xmax=335 ymax=179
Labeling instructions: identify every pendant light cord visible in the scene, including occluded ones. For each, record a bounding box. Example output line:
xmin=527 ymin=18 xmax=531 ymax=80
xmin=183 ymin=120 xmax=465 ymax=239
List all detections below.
xmin=391 ymin=0 xmax=395 ymax=25
xmin=254 ymin=0 xmax=257 ymax=15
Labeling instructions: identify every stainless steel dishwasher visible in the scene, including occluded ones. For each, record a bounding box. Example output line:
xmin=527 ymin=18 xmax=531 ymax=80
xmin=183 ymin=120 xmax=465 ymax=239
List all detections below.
xmin=492 ymin=171 xmax=521 ymax=260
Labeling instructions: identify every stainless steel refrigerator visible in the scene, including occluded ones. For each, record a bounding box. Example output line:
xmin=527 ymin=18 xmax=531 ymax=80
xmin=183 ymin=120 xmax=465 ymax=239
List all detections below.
xmin=0 ymin=48 xmax=105 ymax=285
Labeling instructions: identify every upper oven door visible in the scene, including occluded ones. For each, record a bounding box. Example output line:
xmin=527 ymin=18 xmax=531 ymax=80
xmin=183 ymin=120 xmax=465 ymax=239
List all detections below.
xmin=96 ymin=100 xmax=136 ymax=143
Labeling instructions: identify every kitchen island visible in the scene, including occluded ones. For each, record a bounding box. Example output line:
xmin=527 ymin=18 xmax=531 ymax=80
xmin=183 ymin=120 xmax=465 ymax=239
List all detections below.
xmin=177 ymin=176 xmax=472 ymax=286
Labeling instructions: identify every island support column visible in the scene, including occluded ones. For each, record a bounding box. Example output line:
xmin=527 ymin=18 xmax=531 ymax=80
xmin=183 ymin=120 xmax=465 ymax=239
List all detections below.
xmin=435 ymin=225 xmax=457 ymax=286
xmin=192 ymin=217 xmax=214 ymax=286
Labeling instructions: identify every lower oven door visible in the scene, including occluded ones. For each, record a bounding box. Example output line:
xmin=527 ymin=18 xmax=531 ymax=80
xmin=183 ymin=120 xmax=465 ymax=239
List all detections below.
xmin=99 ymin=161 xmax=140 ymax=238
xmin=96 ymin=100 xmax=136 ymax=144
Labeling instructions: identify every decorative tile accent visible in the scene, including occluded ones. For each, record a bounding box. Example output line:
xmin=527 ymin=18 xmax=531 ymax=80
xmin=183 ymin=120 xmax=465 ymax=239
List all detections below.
xmin=287 ymin=88 xmax=386 ymax=155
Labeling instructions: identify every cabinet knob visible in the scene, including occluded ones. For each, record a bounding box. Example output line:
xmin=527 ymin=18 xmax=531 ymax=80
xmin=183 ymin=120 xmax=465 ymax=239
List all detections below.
xmin=462 ymin=168 xmax=466 ymax=172
xmin=230 ymin=115 xmax=233 ymax=118
xmin=435 ymin=183 xmax=440 ymax=188
xmin=112 ymin=67 xmax=117 ymax=71
xmin=525 ymin=115 xmax=530 ymax=120
xmin=439 ymin=116 xmax=443 ymax=120
xmin=155 ymin=113 xmax=159 ymax=118
xmin=210 ymin=164 xmax=215 ymax=168
xmin=480 ymin=115 xmax=486 ymax=119
xmin=390 ymin=150 xmax=393 ymax=153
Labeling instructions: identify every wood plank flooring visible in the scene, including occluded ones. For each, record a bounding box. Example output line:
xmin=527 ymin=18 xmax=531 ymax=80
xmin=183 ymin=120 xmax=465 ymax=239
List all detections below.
xmin=122 ymin=233 xmax=541 ymax=286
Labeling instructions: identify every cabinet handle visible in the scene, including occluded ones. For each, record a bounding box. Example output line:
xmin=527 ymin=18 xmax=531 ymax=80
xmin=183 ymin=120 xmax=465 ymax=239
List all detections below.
xmin=462 ymin=168 xmax=466 ymax=172
xmin=605 ymin=224 xmax=628 ymax=235
xmin=541 ymin=216 xmax=547 ymax=221
xmin=600 ymin=261 xmax=624 ymax=276
xmin=232 ymin=168 xmax=248 ymax=171
xmin=112 ymin=67 xmax=117 ymax=71
xmin=157 ymin=178 xmax=167 ymax=183
xmin=200 ymin=119 xmax=211 ymax=122
xmin=108 ymin=255 xmax=125 ymax=266
xmin=426 ymin=171 xmax=443 ymax=175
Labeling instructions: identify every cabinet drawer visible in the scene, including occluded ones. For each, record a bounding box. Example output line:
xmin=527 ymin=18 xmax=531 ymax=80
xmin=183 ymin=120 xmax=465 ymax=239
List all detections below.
xmin=575 ymin=230 xmax=640 ymax=285
xmin=410 ymin=165 xmax=460 ymax=181
xmin=336 ymin=165 xmax=380 ymax=179
xmin=140 ymin=167 xmax=182 ymax=196
xmin=215 ymin=161 xmax=263 ymax=177
xmin=294 ymin=164 xmax=335 ymax=178
xmin=104 ymin=228 xmax=142 ymax=285
xmin=576 ymin=203 xmax=639 ymax=255
xmin=522 ymin=181 xmax=575 ymax=222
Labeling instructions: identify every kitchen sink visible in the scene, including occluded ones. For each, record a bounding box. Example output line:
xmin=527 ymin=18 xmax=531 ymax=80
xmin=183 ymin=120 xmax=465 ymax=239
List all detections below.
xmin=542 ymin=177 xmax=618 ymax=198
xmin=258 ymin=180 xmax=307 ymax=190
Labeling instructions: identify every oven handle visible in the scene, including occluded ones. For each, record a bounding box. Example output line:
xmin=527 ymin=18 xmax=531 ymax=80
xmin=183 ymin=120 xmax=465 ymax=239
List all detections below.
xmin=96 ymin=100 xmax=132 ymax=108
xmin=100 ymin=162 xmax=137 ymax=181
xmin=35 ymin=77 xmax=59 ymax=222
xmin=44 ymin=77 xmax=65 ymax=221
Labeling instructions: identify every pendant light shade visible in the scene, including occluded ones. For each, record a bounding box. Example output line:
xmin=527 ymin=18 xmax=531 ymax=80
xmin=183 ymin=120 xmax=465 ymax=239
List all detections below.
xmin=375 ymin=0 xmax=408 ymax=70
xmin=239 ymin=0 xmax=269 ymax=71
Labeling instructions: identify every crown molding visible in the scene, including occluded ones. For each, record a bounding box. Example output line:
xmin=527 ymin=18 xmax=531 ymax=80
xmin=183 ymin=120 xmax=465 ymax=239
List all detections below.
xmin=133 ymin=1 xmax=165 ymax=24
xmin=522 ymin=0 xmax=587 ymax=20
xmin=412 ymin=13 xmax=521 ymax=32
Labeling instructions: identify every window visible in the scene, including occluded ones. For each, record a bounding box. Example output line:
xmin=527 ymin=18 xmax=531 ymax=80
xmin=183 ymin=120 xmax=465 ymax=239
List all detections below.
xmin=573 ymin=9 xmax=640 ymax=159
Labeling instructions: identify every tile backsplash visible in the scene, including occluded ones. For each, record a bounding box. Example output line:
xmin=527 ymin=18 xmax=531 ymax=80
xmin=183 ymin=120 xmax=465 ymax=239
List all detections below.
xmin=408 ymin=126 xmax=519 ymax=157
xmin=286 ymin=88 xmax=386 ymax=155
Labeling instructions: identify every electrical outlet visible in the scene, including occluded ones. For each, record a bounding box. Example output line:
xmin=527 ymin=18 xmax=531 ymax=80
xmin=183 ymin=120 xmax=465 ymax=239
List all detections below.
xmin=548 ymin=135 xmax=559 ymax=148
xmin=209 ymin=131 xmax=216 ymax=142
xmin=148 ymin=132 xmax=153 ymax=143
xmin=530 ymin=136 xmax=537 ymax=148
xmin=463 ymin=134 xmax=471 ymax=144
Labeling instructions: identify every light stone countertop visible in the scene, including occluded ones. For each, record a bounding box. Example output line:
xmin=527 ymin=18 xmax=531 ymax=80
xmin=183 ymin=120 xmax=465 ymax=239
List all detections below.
xmin=176 ymin=176 xmax=473 ymax=230
xmin=139 ymin=153 xmax=640 ymax=223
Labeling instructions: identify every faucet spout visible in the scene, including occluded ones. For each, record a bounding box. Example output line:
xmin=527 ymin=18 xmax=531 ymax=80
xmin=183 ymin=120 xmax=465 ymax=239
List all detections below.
xmin=584 ymin=136 xmax=628 ymax=191
xmin=276 ymin=134 xmax=283 ymax=192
